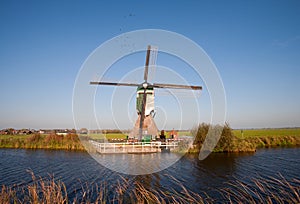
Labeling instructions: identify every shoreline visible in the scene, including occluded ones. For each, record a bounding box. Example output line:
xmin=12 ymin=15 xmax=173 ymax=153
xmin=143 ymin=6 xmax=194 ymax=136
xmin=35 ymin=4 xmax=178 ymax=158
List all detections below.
xmin=1 ymin=128 xmax=300 ymax=153
xmin=0 ymin=136 xmax=299 ymax=153
xmin=187 ymin=135 xmax=300 ymax=154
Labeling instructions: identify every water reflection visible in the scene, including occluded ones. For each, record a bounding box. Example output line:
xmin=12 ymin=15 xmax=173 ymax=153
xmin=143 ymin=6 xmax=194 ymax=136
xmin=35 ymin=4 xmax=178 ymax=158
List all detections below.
xmin=160 ymin=152 xmax=257 ymax=195
xmin=92 ymin=152 xmax=184 ymax=175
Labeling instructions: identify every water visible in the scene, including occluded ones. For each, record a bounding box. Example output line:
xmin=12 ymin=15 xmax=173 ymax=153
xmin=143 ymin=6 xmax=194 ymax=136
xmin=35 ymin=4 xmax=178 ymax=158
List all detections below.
xmin=0 ymin=148 xmax=299 ymax=200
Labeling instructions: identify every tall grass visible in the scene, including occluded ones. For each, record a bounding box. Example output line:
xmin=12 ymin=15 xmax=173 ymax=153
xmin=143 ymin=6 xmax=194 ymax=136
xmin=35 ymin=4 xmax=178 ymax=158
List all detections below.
xmin=1 ymin=171 xmax=68 ymax=204
xmin=221 ymin=174 xmax=300 ymax=204
xmin=0 ymin=133 xmax=85 ymax=151
xmin=1 ymin=172 xmax=299 ymax=204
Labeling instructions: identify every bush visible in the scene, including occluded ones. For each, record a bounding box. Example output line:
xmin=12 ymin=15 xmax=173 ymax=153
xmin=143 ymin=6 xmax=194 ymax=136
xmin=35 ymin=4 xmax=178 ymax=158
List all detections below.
xmin=191 ymin=123 xmax=235 ymax=153
xmin=214 ymin=123 xmax=235 ymax=152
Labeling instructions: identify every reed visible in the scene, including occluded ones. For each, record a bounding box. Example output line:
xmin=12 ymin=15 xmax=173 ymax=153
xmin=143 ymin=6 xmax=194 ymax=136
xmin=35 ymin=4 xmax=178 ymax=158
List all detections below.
xmin=0 ymin=133 xmax=85 ymax=151
xmin=221 ymin=174 xmax=300 ymax=204
xmin=1 ymin=172 xmax=298 ymax=204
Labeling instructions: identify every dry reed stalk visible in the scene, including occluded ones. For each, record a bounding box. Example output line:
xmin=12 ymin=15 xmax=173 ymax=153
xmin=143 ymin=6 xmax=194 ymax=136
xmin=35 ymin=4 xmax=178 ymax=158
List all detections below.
xmin=0 ymin=172 xmax=299 ymax=204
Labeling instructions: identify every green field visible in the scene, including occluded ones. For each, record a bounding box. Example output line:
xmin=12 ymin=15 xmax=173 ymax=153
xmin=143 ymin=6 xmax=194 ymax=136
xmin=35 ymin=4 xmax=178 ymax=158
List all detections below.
xmin=177 ymin=131 xmax=192 ymax=136
xmin=84 ymin=133 xmax=127 ymax=140
xmin=83 ymin=131 xmax=192 ymax=140
xmin=0 ymin=134 xmax=31 ymax=139
xmin=87 ymin=129 xmax=300 ymax=139
xmin=233 ymin=128 xmax=300 ymax=138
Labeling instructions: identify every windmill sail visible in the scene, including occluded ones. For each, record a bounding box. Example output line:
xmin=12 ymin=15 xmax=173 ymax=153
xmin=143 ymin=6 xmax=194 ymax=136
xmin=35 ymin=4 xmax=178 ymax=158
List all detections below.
xmin=147 ymin=46 xmax=158 ymax=82
xmin=153 ymin=83 xmax=202 ymax=90
xmin=90 ymin=81 xmax=140 ymax=87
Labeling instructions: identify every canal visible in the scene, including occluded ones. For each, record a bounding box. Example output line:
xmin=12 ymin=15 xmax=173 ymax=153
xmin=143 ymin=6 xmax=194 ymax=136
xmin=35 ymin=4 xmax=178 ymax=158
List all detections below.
xmin=0 ymin=148 xmax=299 ymax=201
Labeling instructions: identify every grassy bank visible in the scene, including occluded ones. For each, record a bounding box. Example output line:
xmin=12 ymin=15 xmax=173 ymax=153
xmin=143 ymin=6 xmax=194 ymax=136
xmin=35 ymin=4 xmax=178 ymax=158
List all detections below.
xmin=1 ymin=127 xmax=300 ymax=152
xmin=189 ymin=124 xmax=300 ymax=153
xmin=1 ymin=172 xmax=299 ymax=203
xmin=232 ymin=128 xmax=300 ymax=149
xmin=0 ymin=133 xmax=85 ymax=151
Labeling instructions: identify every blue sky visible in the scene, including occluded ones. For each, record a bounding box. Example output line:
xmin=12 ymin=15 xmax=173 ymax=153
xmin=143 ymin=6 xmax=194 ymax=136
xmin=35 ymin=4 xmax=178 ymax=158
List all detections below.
xmin=0 ymin=1 xmax=299 ymax=129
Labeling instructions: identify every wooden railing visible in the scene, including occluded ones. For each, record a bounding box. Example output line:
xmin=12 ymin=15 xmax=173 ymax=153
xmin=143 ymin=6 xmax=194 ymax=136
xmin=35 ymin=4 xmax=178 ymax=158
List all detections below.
xmin=89 ymin=140 xmax=179 ymax=154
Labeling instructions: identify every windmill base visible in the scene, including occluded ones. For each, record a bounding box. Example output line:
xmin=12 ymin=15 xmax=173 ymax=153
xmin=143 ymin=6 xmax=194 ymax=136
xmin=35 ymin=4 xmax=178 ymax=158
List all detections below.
xmin=129 ymin=115 xmax=159 ymax=139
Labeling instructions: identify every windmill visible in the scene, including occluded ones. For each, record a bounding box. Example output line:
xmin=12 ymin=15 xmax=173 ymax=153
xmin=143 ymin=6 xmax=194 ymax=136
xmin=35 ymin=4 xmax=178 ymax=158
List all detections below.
xmin=90 ymin=45 xmax=202 ymax=141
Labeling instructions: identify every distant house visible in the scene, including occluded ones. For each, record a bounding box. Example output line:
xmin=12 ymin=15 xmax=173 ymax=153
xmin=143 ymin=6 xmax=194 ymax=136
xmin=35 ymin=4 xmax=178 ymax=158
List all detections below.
xmin=79 ymin=128 xmax=88 ymax=134
xmin=18 ymin=129 xmax=33 ymax=135
xmin=39 ymin=129 xmax=54 ymax=134
xmin=56 ymin=132 xmax=68 ymax=136
xmin=2 ymin=128 xmax=17 ymax=135
xmin=55 ymin=129 xmax=69 ymax=136
xmin=88 ymin=129 xmax=102 ymax=134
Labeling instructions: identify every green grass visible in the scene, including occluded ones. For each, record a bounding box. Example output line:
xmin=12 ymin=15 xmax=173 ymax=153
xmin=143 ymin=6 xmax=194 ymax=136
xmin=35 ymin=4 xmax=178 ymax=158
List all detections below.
xmin=232 ymin=128 xmax=300 ymax=149
xmin=83 ymin=133 xmax=128 ymax=140
xmin=233 ymin=128 xmax=300 ymax=139
xmin=175 ymin=131 xmax=192 ymax=137
xmin=0 ymin=134 xmax=31 ymax=139
xmin=86 ymin=131 xmax=192 ymax=140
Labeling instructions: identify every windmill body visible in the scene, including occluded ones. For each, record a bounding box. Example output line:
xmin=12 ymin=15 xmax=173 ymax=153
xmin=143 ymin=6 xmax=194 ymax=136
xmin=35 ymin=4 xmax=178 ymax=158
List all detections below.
xmin=90 ymin=45 xmax=202 ymax=141
xmin=136 ymin=86 xmax=154 ymax=116
xmin=129 ymin=86 xmax=158 ymax=140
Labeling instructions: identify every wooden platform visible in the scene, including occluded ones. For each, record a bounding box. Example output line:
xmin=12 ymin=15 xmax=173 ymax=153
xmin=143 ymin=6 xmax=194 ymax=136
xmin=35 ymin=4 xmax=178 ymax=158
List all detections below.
xmin=90 ymin=140 xmax=178 ymax=154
